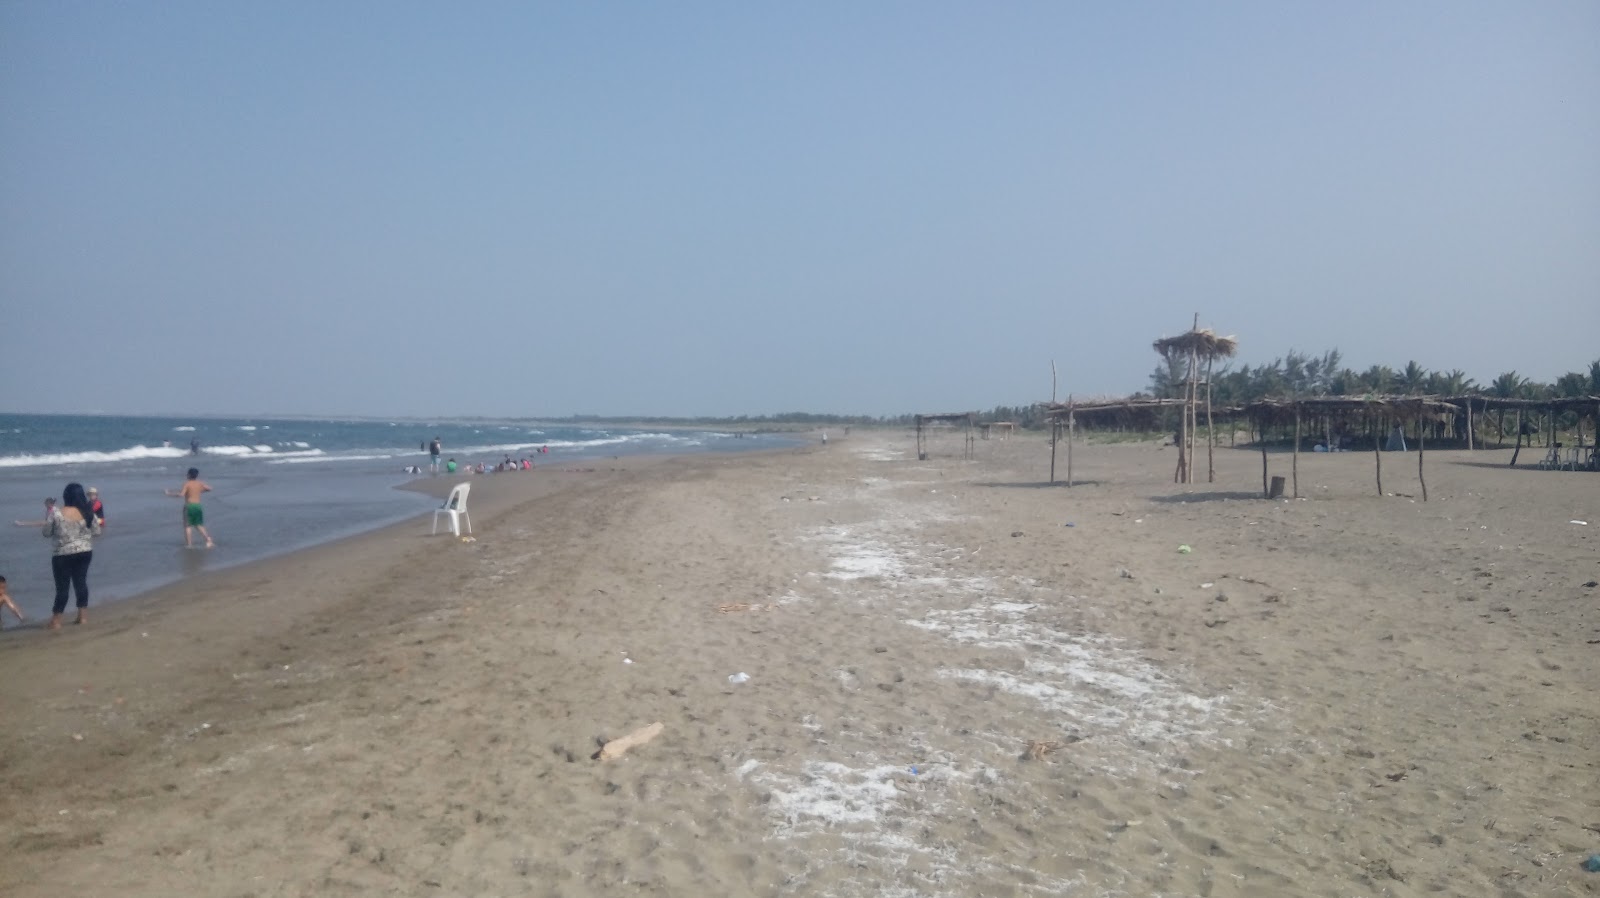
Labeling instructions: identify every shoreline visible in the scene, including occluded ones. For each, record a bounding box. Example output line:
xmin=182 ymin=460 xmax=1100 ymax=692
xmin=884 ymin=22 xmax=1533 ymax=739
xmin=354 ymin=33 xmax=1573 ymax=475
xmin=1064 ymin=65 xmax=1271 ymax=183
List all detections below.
xmin=0 ymin=434 xmax=811 ymax=628
xmin=0 ymin=452 xmax=686 ymax=638
xmin=1 ymin=431 xmax=1592 ymax=897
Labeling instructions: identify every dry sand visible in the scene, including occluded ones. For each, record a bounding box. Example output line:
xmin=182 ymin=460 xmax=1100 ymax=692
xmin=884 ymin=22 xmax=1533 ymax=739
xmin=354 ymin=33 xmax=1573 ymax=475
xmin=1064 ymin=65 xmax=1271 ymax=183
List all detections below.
xmin=2 ymin=431 xmax=1596 ymax=897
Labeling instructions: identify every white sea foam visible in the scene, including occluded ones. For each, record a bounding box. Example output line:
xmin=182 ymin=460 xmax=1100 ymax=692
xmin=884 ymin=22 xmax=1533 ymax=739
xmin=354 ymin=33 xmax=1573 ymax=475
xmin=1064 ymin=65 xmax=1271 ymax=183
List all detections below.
xmin=271 ymin=452 xmax=401 ymax=465
xmin=172 ymin=425 xmax=196 ymax=432
xmin=205 ymin=444 xmax=275 ymax=456
xmin=0 ymin=445 xmax=189 ymax=468
xmin=451 ymin=432 xmax=702 ymax=457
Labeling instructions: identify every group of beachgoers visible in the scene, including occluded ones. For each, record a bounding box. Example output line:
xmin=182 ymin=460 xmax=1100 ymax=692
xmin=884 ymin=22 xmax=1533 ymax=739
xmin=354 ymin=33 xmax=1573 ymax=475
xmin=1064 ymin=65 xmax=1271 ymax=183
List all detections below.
xmin=407 ymin=436 xmax=550 ymax=477
xmin=3 ymin=468 xmax=216 ymax=633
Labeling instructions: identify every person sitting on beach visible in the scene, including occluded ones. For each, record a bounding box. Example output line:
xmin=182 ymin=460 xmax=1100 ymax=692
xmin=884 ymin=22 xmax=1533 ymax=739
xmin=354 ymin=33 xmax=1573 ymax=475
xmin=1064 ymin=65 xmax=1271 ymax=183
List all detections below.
xmin=0 ymin=575 xmax=26 ymax=629
xmin=446 ymin=458 xmax=458 ymax=474
xmin=164 ymin=467 xmax=215 ymax=549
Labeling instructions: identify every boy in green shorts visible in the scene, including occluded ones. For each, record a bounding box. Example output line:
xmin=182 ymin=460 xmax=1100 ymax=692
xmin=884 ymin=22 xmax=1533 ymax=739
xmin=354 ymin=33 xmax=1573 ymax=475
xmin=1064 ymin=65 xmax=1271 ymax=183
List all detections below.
xmin=165 ymin=467 xmax=215 ymax=548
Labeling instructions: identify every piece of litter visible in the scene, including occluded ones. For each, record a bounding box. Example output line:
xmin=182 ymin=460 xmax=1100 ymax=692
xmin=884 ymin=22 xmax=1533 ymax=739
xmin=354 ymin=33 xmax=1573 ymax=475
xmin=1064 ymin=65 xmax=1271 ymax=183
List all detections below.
xmin=1200 ymin=582 xmax=1214 ymax=589
xmin=1063 ymin=522 xmax=1076 ymax=527
xmin=728 ymin=672 xmax=750 ymax=684
xmin=622 ymin=658 xmax=633 ymax=664
xmin=1571 ymin=520 xmax=1589 ymax=526
xmin=1177 ymin=545 xmax=1193 ymax=554
xmin=71 ymin=734 xmax=84 ymax=742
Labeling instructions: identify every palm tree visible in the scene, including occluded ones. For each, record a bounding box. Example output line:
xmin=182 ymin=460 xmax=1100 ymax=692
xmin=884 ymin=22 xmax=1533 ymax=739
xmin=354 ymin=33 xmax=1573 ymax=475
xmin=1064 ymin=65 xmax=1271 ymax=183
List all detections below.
xmin=1361 ymin=365 xmax=1397 ymax=394
xmin=1431 ymin=369 xmax=1475 ymax=396
xmin=1555 ymin=371 xmax=1589 ymax=398
xmin=1489 ymin=371 xmax=1526 ymax=442
xmin=1399 ymin=360 xmax=1429 ymax=395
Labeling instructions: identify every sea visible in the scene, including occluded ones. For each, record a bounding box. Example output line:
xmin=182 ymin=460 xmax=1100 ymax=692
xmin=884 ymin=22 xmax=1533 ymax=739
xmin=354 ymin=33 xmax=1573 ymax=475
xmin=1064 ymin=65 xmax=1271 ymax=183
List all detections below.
xmin=0 ymin=413 xmax=793 ymax=624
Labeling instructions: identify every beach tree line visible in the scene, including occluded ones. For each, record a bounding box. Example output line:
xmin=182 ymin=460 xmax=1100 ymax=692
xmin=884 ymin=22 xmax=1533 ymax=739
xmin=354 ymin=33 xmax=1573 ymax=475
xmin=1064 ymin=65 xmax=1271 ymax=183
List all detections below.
xmin=1145 ymin=351 xmax=1600 ymax=406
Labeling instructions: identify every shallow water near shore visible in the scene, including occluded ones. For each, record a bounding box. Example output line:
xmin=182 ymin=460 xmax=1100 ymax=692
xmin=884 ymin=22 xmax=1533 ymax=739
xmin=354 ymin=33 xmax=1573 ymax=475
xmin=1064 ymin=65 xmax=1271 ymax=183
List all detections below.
xmin=0 ymin=413 xmax=795 ymax=622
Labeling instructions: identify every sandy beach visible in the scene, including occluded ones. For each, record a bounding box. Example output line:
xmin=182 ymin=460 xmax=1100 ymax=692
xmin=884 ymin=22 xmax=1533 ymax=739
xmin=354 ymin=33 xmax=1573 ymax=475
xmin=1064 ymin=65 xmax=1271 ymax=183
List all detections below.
xmin=1 ymin=430 xmax=1595 ymax=897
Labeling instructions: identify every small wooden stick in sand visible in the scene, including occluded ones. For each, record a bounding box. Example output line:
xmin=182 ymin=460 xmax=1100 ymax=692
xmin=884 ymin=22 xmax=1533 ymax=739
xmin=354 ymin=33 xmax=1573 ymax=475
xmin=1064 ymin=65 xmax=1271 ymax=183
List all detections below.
xmin=593 ymin=722 xmax=664 ymax=761
xmin=1024 ymin=739 xmax=1066 ymax=761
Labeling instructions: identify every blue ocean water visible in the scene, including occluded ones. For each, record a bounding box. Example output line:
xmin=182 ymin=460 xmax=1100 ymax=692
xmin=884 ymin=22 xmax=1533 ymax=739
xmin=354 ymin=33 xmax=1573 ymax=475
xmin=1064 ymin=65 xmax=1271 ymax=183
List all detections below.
xmin=0 ymin=414 xmax=790 ymax=624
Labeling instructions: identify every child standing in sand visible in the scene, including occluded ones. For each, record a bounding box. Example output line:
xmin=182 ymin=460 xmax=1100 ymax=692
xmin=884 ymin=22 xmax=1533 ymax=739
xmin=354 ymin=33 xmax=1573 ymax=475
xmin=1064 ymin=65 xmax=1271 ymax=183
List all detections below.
xmin=0 ymin=575 xmax=25 ymax=628
xmin=165 ymin=467 xmax=215 ymax=548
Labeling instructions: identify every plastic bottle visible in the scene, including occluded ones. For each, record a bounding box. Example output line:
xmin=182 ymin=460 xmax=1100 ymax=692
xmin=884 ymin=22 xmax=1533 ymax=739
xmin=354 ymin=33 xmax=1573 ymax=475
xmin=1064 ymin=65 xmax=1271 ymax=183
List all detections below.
xmin=728 ymin=672 xmax=750 ymax=684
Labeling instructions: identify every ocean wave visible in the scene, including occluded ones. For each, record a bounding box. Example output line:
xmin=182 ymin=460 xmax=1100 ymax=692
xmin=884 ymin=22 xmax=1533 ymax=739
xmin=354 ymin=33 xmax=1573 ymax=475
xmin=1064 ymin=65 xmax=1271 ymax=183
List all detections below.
xmin=205 ymin=444 xmax=275 ymax=456
xmin=173 ymin=425 xmax=196 ymax=432
xmin=268 ymin=453 xmax=387 ymax=464
xmin=443 ymin=432 xmax=699 ymax=457
xmin=0 ymin=444 xmax=189 ymax=468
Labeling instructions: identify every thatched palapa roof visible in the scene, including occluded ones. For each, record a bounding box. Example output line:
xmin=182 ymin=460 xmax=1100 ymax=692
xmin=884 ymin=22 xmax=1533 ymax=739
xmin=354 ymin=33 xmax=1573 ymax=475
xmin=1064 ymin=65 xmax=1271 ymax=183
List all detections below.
xmin=1152 ymin=329 xmax=1239 ymax=361
xmin=1444 ymin=395 xmax=1599 ymax=417
xmin=1043 ymin=397 xmax=1242 ymax=429
xmin=1243 ymin=396 xmax=1458 ymax=426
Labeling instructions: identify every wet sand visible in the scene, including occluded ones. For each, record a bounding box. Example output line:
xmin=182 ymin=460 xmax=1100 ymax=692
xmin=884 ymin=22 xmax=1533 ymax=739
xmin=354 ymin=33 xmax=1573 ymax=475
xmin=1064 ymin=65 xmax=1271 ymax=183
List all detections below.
xmin=1 ymin=431 xmax=1595 ymax=897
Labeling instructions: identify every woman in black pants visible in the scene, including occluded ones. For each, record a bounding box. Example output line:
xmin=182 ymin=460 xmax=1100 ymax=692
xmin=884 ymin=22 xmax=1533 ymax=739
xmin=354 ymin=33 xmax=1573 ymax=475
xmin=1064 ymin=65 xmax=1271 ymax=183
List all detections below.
xmin=44 ymin=482 xmax=100 ymax=629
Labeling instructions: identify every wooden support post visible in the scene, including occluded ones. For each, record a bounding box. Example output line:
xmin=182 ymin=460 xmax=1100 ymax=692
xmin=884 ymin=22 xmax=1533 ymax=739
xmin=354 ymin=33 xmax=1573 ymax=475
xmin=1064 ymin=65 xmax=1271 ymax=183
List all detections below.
xmin=1048 ymin=420 xmax=1058 ymax=483
xmin=1292 ymin=408 xmax=1301 ymax=499
xmin=1189 ymin=349 xmax=1199 ymax=484
xmin=1175 ymin=378 xmax=1188 ymax=484
xmin=1374 ymin=418 xmax=1383 ymax=496
xmin=1509 ymin=409 xmax=1523 ymax=466
xmin=1205 ymin=357 xmax=1216 ymax=483
xmin=1066 ymin=403 xmax=1075 ymax=488
xmin=1418 ymin=426 xmax=1428 ymax=502
xmin=1466 ymin=400 xmax=1474 ymax=450
xmin=1261 ymin=441 xmax=1269 ymax=498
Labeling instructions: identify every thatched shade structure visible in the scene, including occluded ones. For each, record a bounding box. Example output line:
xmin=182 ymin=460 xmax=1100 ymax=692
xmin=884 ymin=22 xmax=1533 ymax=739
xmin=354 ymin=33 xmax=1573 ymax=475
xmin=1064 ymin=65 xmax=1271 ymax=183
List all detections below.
xmin=1244 ymin=396 xmax=1458 ymax=500
xmin=1151 ymin=330 xmax=1240 ymax=361
xmin=1440 ymin=395 xmax=1600 ymax=464
xmin=1153 ymin=325 xmax=1238 ymax=484
xmin=1040 ymin=398 xmax=1243 ymax=485
xmin=913 ymin=412 xmax=976 ymax=461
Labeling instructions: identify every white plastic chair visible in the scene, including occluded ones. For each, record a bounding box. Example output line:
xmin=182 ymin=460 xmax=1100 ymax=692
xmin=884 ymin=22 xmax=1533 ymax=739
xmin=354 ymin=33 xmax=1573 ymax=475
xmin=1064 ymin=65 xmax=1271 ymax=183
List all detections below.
xmin=432 ymin=483 xmax=472 ymax=536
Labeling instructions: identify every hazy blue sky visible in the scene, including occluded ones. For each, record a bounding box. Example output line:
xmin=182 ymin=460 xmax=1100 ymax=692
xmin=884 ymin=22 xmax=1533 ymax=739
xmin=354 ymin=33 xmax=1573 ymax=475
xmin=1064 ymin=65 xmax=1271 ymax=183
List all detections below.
xmin=3 ymin=2 xmax=1596 ymax=418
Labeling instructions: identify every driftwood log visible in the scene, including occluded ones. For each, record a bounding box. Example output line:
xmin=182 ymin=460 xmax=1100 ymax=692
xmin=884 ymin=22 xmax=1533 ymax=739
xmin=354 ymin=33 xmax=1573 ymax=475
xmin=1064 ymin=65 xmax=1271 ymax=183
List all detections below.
xmin=593 ymin=721 xmax=664 ymax=761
